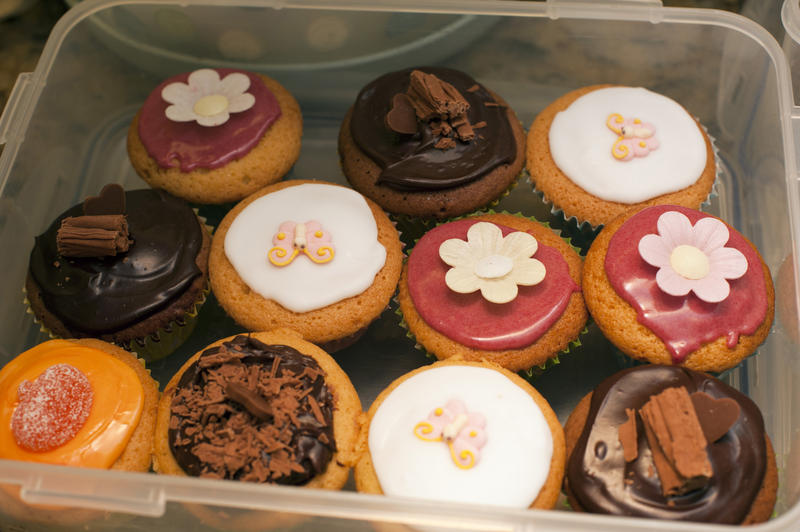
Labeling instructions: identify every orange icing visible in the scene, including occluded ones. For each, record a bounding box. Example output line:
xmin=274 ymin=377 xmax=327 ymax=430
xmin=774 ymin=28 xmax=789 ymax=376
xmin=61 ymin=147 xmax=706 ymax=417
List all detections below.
xmin=0 ymin=340 xmax=143 ymax=468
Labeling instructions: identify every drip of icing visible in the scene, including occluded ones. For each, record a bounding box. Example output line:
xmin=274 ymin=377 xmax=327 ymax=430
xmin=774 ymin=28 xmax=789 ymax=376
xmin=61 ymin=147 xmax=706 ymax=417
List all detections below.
xmin=408 ymin=219 xmax=579 ymax=350
xmin=604 ymin=205 xmax=767 ymax=363
xmin=0 ymin=341 xmax=144 ymax=468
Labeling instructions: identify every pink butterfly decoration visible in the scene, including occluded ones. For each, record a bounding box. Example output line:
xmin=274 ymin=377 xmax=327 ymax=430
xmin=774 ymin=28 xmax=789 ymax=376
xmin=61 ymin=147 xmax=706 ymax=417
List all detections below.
xmin=413 ymin=398 xmax=487 ymax=469
xmin=606 ymin=113 xmax=659 ymax=161
xmin=268 ymin=220 xmax=334 ymax=266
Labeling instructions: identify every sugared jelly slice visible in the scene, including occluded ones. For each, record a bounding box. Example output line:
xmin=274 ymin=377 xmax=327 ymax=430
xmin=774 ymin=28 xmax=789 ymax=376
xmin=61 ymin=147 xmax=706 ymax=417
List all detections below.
xmin=11 ymin=363 xmax=93 ymax=452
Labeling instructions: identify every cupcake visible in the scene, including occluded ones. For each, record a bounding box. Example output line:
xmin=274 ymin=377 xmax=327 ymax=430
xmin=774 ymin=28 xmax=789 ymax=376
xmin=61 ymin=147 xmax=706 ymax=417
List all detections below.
xmin=127 ymin=68 xmax=302 ymax=205
xmin=209 ymin=180 xmax=403 ymax=351
xmin=397 ymin=213 xmax=587 ymax=372
xmin=583 ymin=204 xmax=774 ymax=373
xmin=0 ymin=338 xmax=158 ymax=470
xmin=338 ymin=67 xmax=525 ymax=220
xmin=563 ymin=364 xmax=778 ymax=524
xmin=355 ymin=360 xmax=565 ymax=509
xmin=153 ymin=330 xmax=363 ymax=490
xmin=25 ymin=184 xmax=211 ymax=360
xmin=527 ymin=85 xmax=716 ymax=228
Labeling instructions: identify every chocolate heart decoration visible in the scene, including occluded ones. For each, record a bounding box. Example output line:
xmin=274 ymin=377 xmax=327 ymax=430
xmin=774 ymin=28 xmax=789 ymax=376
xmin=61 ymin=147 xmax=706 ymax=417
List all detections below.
xmin=385 ymin=93 xmax=418 ymax=135
xmin=691 ymin=391 xmax=741 ymax=443
xmin=11 ymin=364 xmax=93 ymax=452
xmin=83 ymin=183 xmax=126 ymax=215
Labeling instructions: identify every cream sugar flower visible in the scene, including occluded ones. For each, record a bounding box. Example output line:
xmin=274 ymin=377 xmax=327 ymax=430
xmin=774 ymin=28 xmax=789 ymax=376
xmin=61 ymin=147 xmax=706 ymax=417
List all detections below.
xmin=439 ymin=222 xmax=546 ymax=304
xmin=638 ymin=211 xmax=748 ymax=303
xmin=161 ymin=69 xmax=256 ymax=127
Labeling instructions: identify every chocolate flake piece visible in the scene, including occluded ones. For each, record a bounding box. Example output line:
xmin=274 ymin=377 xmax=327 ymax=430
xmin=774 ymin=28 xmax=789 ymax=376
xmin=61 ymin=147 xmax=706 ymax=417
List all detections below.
xmin=56 ymin=215 xmax=132 ymax=257
xmin=407 ymin=69 xmax=469 ymax=119
xmin=618 ymin=408 xmax=638 ymax=462
xmin=83 ymin=183 xmax=126 ymax=215
xmin=466 ymin=84 xmax=480 ymax=93
xmin=639 ymin=386 xmax=712 ymax=496
xmin=385 ymin=93 xmax=418 ymax=135
xmin=395 ymin=69 xmax=476 ymax=150
xmin=691 ymin=391 xmax=741 ymax=443
xmin=435 ymin=137 xmax=457 ymax=150
xmin=226 ymin=382 xmax=273 ymax=421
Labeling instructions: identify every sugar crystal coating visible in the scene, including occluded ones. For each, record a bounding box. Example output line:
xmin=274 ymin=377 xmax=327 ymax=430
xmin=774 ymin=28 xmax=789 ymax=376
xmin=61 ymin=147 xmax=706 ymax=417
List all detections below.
xmin=11 ymin=364 xmax=93 ymax=452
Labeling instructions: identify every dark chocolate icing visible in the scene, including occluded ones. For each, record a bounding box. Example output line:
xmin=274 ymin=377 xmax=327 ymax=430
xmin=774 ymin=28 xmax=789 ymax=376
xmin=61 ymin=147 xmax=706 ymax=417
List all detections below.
xmin=168 ymin=335 xmax=336 ymax=485
xmin=349 ymin=67 xmax=516 ymax=191
xmin=567 ymin=365 xmax=767 ymax=523
xmin=28 ymin=189 xmax=202 ymax=334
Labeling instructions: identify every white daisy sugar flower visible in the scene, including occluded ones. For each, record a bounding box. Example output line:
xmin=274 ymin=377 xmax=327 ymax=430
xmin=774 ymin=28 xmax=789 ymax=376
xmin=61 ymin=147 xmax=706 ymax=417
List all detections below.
xmin=438 ymin=222 xmax=546 ymax=304
xmin=161 ymin=69 xmax=256 ymax=127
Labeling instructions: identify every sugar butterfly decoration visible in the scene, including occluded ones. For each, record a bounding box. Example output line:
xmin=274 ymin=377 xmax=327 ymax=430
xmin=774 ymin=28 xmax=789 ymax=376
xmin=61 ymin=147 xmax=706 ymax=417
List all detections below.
xmin=414 ymin=398 xmax=487 ymax=470
xmin=268 ymin=221 xmax=334 ymax=266
xmin=606 ymin=113 xmax=659 ymax=161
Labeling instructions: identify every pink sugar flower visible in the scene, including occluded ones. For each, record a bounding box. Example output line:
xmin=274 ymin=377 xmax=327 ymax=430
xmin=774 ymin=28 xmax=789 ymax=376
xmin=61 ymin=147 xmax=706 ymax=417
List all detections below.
xmin=638 ymin=211 xmax=748 ymax=303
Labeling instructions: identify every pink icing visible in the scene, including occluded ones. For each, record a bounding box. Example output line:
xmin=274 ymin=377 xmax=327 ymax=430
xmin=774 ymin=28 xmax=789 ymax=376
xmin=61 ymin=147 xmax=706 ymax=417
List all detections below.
xmin=407 ymin=219 xmax=580 ymax=350
xmin=605 ymin=205 xmax=768 ymax=363
xmin=137 ymin=68 xmax=282 ymax=172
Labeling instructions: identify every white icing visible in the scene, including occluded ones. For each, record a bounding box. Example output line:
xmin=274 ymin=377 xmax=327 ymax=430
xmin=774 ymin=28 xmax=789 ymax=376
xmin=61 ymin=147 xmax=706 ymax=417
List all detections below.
xmin=368 ymin=366 xmax=554 ymax=508
xmin=224 ymin=183 xmax=387 ymax=312
xmin=548 ymin=87 xmax=708 ymax=204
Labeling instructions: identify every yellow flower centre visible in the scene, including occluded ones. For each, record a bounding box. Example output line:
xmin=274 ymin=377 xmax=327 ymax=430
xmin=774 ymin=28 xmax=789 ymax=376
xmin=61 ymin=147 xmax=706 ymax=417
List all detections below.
xmin=193 ymin=94 xmax=229 ymax=117
xmin=670 ymin=244 xmax=709 ymax=280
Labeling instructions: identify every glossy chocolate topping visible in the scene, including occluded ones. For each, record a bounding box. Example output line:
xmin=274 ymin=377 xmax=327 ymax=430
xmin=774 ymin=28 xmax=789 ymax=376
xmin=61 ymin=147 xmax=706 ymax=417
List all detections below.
xmin=567 ymin=365 xmax=767 ymax=523
xmin=29 ymin=189 xmax=202 ymax=334
xmin=168 ymin=335 xmax=336 ymax=485
xmin=138 ymin=68 xmax=281 ymax=172
xmin=349 ymin=67 xmax=516 ymax=191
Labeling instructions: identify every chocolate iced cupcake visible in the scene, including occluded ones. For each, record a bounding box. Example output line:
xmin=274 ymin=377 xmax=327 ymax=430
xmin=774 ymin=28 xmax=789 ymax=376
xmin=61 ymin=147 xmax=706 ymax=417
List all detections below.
xmin=339 ymin=67 xmax=525 ymax=220
xmin=563 ymin=365 xmax=777 ymax=524
xmin=25 ymin=185 xmax=210 ymax=360
xmin=153 ymin=330 xmax=362 ymax=490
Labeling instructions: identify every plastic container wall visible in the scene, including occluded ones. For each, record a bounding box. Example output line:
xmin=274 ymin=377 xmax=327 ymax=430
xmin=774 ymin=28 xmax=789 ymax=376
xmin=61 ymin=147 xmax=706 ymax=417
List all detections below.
xmin=1 ymin=1 xmax=800 ymax=531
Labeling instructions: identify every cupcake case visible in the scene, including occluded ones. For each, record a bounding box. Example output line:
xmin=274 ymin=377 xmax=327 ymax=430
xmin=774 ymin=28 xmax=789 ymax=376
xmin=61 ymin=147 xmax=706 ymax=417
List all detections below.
xmin=1 ymin=1 xmax=799 ymax=531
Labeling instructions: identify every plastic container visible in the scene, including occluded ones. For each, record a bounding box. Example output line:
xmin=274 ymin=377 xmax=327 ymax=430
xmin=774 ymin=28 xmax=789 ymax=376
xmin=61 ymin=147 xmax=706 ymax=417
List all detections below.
xmin=1 ymin=0 xmax=800 ymax=530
